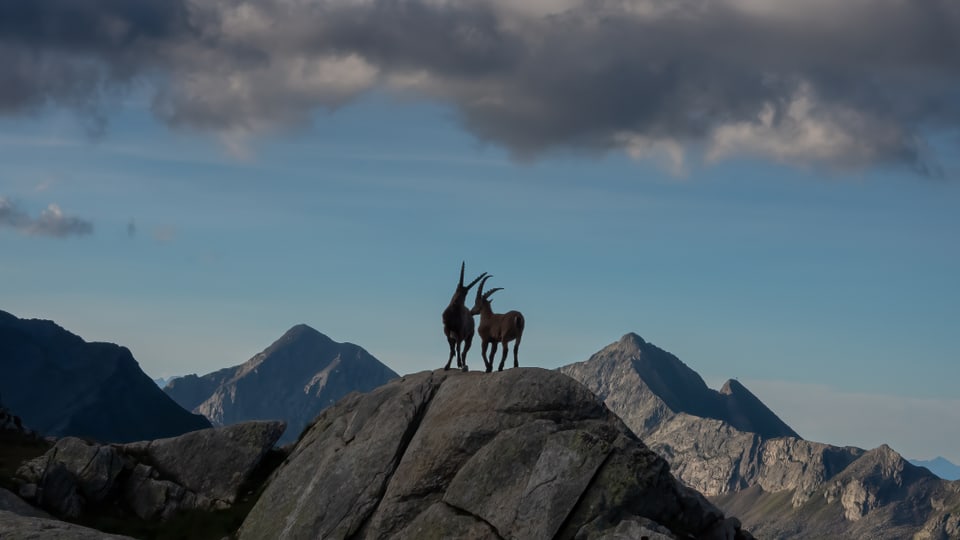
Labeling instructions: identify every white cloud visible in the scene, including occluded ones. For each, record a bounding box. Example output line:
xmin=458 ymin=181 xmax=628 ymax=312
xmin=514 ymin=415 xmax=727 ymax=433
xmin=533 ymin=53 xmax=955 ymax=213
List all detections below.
xmin=706 ymin=83 xmax=906 ymax=169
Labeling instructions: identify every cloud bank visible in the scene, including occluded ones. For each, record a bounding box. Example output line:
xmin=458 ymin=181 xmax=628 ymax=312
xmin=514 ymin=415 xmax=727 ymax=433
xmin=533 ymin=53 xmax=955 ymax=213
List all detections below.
xmin=0 ymin=197 xmax=94 ymax=237
xmin=2 ymin=0 xmax=959 ymax=171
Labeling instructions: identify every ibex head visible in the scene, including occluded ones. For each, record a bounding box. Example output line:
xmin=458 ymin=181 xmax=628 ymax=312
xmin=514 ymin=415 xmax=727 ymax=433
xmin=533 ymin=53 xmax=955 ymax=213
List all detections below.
xmin=470 ymin=275 xmax=503 ymax=315
xmin=450 ymin=261 xmax=487 ymax=306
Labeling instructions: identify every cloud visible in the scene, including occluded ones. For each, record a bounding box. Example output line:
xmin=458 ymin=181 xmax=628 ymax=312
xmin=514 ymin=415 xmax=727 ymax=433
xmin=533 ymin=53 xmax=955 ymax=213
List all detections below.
xmin=736 ymin=378 xmax=960 ymax=465
xmin=2 ymin=0 xmax=959 ymax=172
xmin=0 ymin=197 xmax=93 ymax=238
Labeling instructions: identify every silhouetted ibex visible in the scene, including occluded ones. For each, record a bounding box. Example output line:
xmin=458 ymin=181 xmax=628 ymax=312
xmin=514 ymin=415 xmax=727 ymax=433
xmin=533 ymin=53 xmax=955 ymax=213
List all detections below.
xmin=471 ymin=275 xmax=525 ymax=372
xmin=442 ymin=262 xmax=487 ymax=371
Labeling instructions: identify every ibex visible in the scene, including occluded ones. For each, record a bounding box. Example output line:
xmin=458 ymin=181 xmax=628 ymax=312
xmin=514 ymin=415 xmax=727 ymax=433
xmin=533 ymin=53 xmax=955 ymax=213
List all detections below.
xmin=471 ymin=275 xmax=525 ymax=372
xmin=442 ymin=262 xmax=487 ymax=371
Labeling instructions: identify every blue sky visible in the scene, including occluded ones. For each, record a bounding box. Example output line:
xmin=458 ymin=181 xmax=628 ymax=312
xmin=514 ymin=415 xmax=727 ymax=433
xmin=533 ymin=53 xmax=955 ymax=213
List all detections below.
xmin=2 ymin=0 xmax=959 ymax=463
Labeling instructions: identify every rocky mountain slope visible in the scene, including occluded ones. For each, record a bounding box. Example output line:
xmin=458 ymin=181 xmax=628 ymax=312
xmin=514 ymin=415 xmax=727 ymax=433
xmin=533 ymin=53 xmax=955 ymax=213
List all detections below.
xmin=240 ymin=367 xmax=752 ymax=540
xmin=165 ymin=324 xmax=398 ymax=445
xmin=560 ymin=333 xmax=798 ymax=440
xmin=560 ymin=333 xmax=960 ymax=539
xmin=0 ymin=310 xmax=211 ymax=443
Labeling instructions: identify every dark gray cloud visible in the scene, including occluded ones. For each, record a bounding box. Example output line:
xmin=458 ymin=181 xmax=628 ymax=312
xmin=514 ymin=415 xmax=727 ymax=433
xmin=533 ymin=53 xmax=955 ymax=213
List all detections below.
xmin=3 ymin=0 xmax=960 ymax=172
xmin=0 ymin=197 xmax=93 ymax=238
xmin=0 ymin=0 xmax=191 ymax=131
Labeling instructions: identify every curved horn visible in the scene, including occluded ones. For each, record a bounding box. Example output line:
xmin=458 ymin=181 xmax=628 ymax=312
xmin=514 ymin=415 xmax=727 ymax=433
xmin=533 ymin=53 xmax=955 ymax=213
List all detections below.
xmin=475 ymin=275 xmax=492 ymax=303
xmin=459 ymin=261 xmax=465 ymax=287
xmin=484 ymin=287 xmax=503 ymax=300
xmin=464 ymin=271 xmax=488 ymax=291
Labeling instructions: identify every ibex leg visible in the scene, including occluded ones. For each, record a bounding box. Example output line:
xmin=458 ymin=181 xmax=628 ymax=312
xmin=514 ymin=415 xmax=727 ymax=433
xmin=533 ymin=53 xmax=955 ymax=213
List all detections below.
xmin=481 ymin=341 xmax=491 ymax=373
xmin=461 ymin=334 xmax=472 ymax=372
xmin=444 ymin=337 xmax=457 ymax=370
xmin=513 ymin=335 xmax=521 ymax=368
xmin=498 ymin=340 xmax=509 ymax=371
xmin=488 ymin=342 xmax=498 ymax=373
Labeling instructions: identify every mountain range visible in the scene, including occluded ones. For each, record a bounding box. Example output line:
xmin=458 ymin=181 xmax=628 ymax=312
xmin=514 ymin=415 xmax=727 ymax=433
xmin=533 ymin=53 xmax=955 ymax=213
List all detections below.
xmin=164 ymin=324 xmax=398 ymax=445
xmin=3 ymin=308 xmax=957 ymax=538
xmin=560 ymin=333 xmax=960 ymax=539
xmin=0 ymin=310 xmax=210 ymax=443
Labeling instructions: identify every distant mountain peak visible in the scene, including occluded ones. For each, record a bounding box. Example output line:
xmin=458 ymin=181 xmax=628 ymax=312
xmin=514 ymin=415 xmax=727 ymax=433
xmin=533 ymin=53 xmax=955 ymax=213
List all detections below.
xmin=165 ymin=326 xmax=398 ymax=444
xmin=562 ymin=333 xmax=799 ymax=440
xmin=909 ymin=456 xmax=960 ymax=481
xmin=617 ymin=332 xmax=647 ymax=349
xmin=283 ymin=323 xmax=319 ymax=337
xmin=719 ymin=379 xmax=746 ymax=395
xmin=273 ymin=324 xmax=334 ymax=347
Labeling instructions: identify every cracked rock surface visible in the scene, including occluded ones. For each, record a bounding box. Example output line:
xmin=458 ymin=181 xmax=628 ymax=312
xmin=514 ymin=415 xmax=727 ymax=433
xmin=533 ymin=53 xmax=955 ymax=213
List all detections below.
xmin=239 ymin=368 xmax=752 ymax=540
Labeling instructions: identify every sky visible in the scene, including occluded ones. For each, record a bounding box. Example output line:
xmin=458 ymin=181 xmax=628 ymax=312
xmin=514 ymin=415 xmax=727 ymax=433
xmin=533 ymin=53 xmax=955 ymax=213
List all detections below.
xmin=1 ymin=0 xmax=959 ymax=463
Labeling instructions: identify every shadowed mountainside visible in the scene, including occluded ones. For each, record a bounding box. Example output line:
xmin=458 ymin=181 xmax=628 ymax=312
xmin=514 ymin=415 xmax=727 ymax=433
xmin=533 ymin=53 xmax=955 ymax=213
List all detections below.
xmin=165 ymin=324 xmax=398 ymax=445
xmin=0 ymin=310 xmax=210 ymax=443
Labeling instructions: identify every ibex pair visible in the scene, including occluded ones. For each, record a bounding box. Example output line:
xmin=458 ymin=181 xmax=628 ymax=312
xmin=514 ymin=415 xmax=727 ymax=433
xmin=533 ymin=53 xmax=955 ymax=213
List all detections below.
xmin=442 ymin=262 xmax=525 ymax=373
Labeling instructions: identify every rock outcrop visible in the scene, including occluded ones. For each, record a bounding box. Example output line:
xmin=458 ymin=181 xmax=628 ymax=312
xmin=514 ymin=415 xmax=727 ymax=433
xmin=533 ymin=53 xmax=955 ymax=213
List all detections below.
xmin=165 ymin=324 xmax=398 ymax=445
xmin=239 ymin=368 xmax=752 ymax=540
xmin=561 ymin=333 xmax=960 ymax=539
xmin=0 ymin=309 xmax=211 ymax=443
xmin=14 ymin=421 xmax=285 ymax=522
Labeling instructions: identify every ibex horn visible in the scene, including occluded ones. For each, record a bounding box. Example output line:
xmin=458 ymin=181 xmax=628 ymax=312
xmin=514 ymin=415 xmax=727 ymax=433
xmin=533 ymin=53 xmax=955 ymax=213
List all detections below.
xmin=476 ymin=275 xmax=493 ymax=301
xmin=484 ymin=287 xmax=503 ymax=300
xmin=465 ymin=271 xmax=488 ymax=291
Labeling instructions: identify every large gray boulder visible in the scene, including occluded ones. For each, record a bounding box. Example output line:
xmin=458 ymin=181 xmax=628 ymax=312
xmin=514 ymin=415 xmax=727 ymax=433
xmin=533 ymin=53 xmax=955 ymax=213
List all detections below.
xmin=239 ymin=368 xmax=751 ymax=540
xmin=0 ymin=510 xmax=135 ymax=539
xmin=15 ymin=420 xmax=285 ymax=522
xmin=122 ymin=419 xmax=286 ymax=504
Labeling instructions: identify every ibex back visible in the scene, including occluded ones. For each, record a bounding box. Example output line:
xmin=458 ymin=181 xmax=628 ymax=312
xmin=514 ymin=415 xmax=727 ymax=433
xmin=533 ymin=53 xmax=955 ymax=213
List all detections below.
xmin=471 ymin=275 xmax=525 ymax=372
